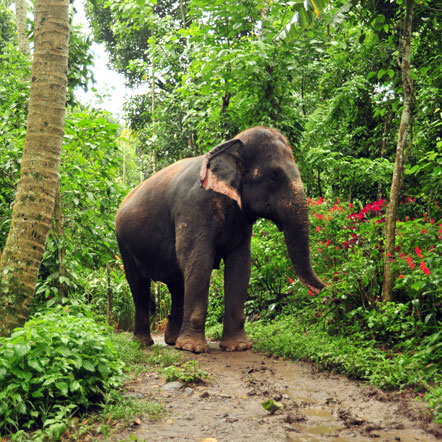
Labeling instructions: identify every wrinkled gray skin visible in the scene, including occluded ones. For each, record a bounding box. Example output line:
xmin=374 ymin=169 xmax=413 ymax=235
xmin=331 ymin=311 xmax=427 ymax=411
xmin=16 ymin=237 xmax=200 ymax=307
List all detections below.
xmin=116 ymin=127 xmax=324 ymax=353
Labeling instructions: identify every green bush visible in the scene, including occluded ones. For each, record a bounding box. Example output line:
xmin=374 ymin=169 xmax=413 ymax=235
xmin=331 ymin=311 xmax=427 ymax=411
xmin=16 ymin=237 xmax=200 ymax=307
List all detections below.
xmin=0 ymin=304 xmax=125 ymax=438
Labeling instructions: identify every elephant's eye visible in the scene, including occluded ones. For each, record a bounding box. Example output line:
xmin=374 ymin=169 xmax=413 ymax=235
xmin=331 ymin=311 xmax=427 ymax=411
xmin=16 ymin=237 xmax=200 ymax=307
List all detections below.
xmin=268 ymin=169 xmax=280 ymax=187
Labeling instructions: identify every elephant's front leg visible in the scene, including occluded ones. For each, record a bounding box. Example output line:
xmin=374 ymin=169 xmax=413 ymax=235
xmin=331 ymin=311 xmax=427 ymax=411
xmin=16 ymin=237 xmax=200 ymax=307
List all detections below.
xmin=220 ymin=233 xmax=253 ymax=351
xmin=175 ymin=250 xmax=213 ymax=353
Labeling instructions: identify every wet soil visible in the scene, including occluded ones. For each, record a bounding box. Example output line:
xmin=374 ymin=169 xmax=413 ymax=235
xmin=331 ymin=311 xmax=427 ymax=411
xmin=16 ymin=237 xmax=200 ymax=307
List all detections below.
xmin=109 ymin=336 xmax=442 ymax=442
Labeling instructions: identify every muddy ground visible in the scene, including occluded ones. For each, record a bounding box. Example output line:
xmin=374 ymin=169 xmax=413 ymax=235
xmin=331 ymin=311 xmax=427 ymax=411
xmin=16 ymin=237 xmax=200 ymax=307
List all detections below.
xmin=108 ymin=336 xmax=442 ymax=442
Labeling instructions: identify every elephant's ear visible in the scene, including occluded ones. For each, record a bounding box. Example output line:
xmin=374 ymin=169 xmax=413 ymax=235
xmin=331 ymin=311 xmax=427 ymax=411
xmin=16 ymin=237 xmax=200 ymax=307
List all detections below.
xmin=200 ymin=139 xmax=244 ymax=209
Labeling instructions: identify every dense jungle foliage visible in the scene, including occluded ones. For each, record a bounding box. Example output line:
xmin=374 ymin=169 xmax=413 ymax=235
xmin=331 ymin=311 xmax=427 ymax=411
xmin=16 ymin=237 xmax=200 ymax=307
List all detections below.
xmin=0 ymin=0 xmax=442 ymax=438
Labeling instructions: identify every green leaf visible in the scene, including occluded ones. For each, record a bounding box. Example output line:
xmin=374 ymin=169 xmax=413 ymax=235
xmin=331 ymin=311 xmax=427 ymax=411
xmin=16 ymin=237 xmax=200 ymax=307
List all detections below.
xmin=377 ymin=69 xmax=387 ymax=80
xmin=32 ymin=389 xmax=44 ymax=398
xmin=70 ymin=380 xmax=81 ymax=392
xmin=13 ymin=343 xmax=31 ymax=358
xmin=261 ymin=399 xmax=284 ymax=414
xmin=56 ymin=381 xmax=68 ymax=396
xmin=98 ymin=363 xmax=111 ymax=377
xmin=82 ymin=359 xmax=95 ymax=372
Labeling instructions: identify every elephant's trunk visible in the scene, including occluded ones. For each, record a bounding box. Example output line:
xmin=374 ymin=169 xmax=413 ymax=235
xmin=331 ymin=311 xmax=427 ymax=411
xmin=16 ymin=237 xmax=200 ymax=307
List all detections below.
xmin=279 ymin=192 xmax=325 ymax=294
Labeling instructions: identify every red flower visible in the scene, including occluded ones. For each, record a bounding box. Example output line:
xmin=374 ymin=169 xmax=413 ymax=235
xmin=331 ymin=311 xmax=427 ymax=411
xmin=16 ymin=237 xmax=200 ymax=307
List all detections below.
xmin=316 ymin=226 xmax=321 ymax=232
xmin=325 ymin=239 xmax=330 ymax=247
xmin=406 ymin=257 xmax=416 ymax=270
xmin=415 ymin=247 xmax=423 ymax=258
xmin=288 ymin=277 xmax=294 ymax=283
xmin=308 ymin=290 xmax=314 ymax=296
xmin=398 ymin=275 xmax=405 ymax=279
xmin=419 ymin=261 xmax=430 ymax=275
xmin=420 ymin=227 xmax=429 ymax=234
xmin=318 ymin=247 xmax=322 ymax=253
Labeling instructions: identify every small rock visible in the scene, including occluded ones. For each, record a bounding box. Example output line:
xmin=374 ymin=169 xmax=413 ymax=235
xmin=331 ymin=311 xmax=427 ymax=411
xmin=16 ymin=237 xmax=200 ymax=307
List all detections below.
xmin=123 ymin=392 xmax=145 ymax=399
xmin=200 ymin=391 xmax=210 ymax=398
xmin=284 ymin=414 xmax=306 ymax=424
xmin=185 ymin=387 xmax=193 ymax=395
xmin=160 ymin=381 xmax=183 ymax=392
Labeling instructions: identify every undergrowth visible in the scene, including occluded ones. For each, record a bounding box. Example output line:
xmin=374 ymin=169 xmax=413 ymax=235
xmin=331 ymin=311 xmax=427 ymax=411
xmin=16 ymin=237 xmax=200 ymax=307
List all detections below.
xmin=0 ymin=301 xmax=189 ymax=441
xmin=0 ymin=302 xmax=125 ymax=440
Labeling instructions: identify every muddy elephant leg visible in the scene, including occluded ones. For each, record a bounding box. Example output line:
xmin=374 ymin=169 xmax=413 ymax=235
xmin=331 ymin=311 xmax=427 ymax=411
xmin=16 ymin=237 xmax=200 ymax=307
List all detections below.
xmin=220 ymin=232 xmax=253 ymax=352
xmin=164 ymin=280 xmax=184 ymax=345
xmin=175 ymin=251 xmax=213 ymax=353
xmin=118 ymin=240 xmax=154 ymax=346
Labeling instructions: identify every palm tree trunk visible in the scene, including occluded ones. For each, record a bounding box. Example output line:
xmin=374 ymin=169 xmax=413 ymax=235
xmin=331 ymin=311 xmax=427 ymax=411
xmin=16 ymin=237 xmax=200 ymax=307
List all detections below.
xmin=382 ymin=0 xmax=415 ymax=302
xmin=0 ymin=0 xmax=70 ymax=336
xmin=15 ymin=0 xmax=30 ymax=56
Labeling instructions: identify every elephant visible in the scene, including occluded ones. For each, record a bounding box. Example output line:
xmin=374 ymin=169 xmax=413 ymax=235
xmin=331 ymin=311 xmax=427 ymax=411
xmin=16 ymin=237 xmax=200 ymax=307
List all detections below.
xmin=115 ymin=126 xmax=324 ymax=353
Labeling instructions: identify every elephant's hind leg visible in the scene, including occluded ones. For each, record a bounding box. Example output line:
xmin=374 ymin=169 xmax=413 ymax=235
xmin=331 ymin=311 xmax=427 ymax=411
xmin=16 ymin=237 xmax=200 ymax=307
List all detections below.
xmin=164 ymin=280 xmax=184 ymax=345
xmin=117 ymin=239 xmax=154 ymax=346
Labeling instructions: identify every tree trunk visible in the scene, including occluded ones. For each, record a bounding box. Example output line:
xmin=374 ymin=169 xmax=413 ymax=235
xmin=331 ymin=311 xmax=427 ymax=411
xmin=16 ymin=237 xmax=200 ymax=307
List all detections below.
xmin=382 ymin=0 xmax=415 ymax=302
xmin=0 ymin=0 xmax=70 ymax=336
xmin=54 ymin=181 xmax=66 ymax=298
xmin=152 ymin=59 xmax=157 ymax=173
xmin=377 ymin=112 xmax=392 ymax=200
xmin=15 ymin=0 xmax=30 ymax=56
xmin=179 ymin=0 xmax=187 ymax=29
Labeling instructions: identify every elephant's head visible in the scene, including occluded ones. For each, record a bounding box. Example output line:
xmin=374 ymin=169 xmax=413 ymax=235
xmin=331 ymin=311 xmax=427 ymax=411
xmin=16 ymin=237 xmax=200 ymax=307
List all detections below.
xmin=200 ymin=126 xmax=325 ymax=294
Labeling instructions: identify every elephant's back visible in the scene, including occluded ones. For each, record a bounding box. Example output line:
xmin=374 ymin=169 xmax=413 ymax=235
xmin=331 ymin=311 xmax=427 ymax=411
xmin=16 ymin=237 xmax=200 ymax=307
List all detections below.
xmin=121 ymin=156 xmax=201 ymax=208
xmin=115 ymin=155 xmax=203 ymax=248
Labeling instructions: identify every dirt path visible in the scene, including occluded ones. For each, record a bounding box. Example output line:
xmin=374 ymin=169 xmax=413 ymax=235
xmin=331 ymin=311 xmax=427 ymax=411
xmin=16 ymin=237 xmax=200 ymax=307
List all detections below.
xmin=110 ymin=336 xmax=442 ymax=442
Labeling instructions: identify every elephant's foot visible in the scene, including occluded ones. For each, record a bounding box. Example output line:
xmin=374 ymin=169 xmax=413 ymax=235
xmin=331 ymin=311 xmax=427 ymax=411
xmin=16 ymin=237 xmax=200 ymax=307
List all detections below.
xmin=164 ymin=316 xmax=183 ymax=345
xmin=220 ymin=332 xmax=253 ymax=352
xmin=175 ymin=334 xmax=209 ymax=353
xmin=134 ymin=333 xmax=154 ymax=347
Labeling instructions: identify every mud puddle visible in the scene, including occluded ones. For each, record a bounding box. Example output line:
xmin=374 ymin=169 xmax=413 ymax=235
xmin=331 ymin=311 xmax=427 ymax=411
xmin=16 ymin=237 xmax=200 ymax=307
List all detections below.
xmin=107 ymin=336 xmax=442 ymax=442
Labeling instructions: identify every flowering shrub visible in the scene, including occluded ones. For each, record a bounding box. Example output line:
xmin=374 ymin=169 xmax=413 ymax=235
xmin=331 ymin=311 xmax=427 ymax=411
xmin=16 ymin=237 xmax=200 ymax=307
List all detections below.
xmin=307 ymin=196 xmax=442 ymax=343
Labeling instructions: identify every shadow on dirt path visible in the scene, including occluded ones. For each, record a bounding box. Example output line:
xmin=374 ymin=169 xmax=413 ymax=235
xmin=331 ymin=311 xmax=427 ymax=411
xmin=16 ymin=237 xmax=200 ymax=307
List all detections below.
xmin=109 ymin=336 xmax=442 ymax=442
